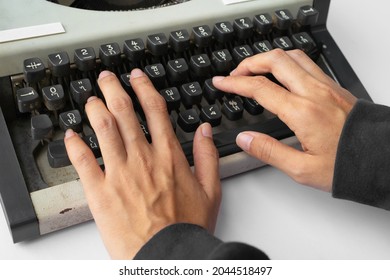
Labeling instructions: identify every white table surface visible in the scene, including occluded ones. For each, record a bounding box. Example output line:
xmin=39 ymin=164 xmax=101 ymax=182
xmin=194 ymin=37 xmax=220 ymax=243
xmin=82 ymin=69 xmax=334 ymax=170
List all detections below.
xmin=1 ymin=0 xmax=390 ymax=260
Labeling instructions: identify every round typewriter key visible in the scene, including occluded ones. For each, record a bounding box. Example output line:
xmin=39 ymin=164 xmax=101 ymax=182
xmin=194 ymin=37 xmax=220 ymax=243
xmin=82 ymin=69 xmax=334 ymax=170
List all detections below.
xmin=42 ymin=84 xmax=65 ymax=111
xmin=23 ymin=57 xmax=46 ymax=83
xmin=16 ymin=87 xmax=41 ymax=113
xmin=59 ymin=109 xmax=83 ymax=133
xmin=31 ymin=114 xmax=53 ymax=140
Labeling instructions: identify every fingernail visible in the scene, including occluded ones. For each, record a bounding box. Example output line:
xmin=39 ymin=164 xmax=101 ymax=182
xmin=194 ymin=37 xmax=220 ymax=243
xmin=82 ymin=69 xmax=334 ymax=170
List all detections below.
xmin=230 ymin=69 xmax=237 ymax=76
xmin=236 ymin=132 xmax=253 ymax=151
xmin=64 ymin=129 xmax=75 ymax=139
xmin=99 ymin=70 xmax=114 ymax=80
xmin=87 ymin=96 xmax=99 ymax=103
xmin=212 ymin=76 xmax=225 ymax=84
xmin=130 ymin=68 xmax=145 ymax=79
xmin=201 ymin=123 xmax=213 ymax=138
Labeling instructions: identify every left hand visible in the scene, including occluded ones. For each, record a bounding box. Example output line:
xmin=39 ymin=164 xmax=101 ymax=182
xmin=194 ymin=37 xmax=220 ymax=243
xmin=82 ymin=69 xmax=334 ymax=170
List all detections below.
xmin=64 ymin=69 xmax=221 ymax=259
xmin=212 ymin=49 xmax=357 ymax=191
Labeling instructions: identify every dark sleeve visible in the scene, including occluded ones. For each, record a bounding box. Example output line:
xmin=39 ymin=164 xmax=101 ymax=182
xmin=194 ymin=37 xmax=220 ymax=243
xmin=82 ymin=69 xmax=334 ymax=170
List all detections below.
xmin=332 ymin=99 xmax=390 ymax=210
xmin=134 ymin=223 xmax=269 ymax=260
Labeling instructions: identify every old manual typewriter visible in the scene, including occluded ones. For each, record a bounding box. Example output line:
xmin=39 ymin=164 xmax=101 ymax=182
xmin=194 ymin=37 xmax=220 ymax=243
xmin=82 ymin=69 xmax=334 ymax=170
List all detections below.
xmin=0 ymin=0 xmax=371 ymax=243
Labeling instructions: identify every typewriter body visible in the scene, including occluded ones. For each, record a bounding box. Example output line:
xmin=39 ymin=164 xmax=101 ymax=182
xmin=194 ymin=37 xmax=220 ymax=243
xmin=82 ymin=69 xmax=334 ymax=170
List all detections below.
xmin=0 ymin=0 xmax=371 ymax=243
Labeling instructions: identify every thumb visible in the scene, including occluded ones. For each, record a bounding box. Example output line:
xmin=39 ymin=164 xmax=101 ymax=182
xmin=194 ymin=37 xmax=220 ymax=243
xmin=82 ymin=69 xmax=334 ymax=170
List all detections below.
xmin=236 ymin=131 xmax=307 ymax=181
xmin=193 ymin=123 xmax=221 ymax=202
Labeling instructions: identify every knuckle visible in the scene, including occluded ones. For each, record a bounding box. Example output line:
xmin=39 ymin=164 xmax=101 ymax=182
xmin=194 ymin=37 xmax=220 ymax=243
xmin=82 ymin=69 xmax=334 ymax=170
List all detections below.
xmin=252 ymin=75 xmax=271 ymax=88
xmin=108 ymin=95 xmax=133 ymax=113
xmin=255 ymin=137 xmax=275 ymax=163
xmin=288 ymin=48 xmax=306 ymax=58
xmin=93 ymin=114 xmax=116 ymax=134
xmin=143 ymin=94 xmax=167 ymax=113
xmin=269 ymin=48 xmax=288 ymax=62
xmin=72 ymin=147 xmax=93 ymax=169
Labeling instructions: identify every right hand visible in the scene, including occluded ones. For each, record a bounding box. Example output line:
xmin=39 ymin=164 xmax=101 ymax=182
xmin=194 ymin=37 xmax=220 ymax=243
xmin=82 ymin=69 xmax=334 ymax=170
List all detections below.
xmin=212 ymin=49 xmax=357 ymax=192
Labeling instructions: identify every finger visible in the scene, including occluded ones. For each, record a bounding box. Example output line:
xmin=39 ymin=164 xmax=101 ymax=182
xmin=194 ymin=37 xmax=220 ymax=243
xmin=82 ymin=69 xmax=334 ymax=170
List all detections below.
xmin=212 ymin=75 xmax=298 ymax=124
xmin=286 ymin=49 xmax=336 ymax=87
xmin=236 ymin=131 xmax=309 ymax=182
xmin=64 ymin=129 xmax=104 ymax=191
xmin=130 ymin=69 xmax=178 ymax=147
xmin=85 ymin=96 xmax=127 ymax=165
xmin=230 ymin=49 xmax=315 ymax=94
xmin=97 ymin=71 xmax=146 ymax=148
xmin=193 ymin=123 xmax=221 ymax=202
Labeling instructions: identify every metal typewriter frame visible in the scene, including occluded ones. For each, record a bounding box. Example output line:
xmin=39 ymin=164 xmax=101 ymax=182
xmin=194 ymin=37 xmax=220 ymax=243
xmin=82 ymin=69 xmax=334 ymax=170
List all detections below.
xmin=0 ymin=0 xmax=372 ymax=242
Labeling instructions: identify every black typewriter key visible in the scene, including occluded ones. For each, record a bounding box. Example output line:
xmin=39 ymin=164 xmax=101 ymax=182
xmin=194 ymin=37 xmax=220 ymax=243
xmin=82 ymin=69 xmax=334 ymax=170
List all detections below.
xmin=16 ymin=87 xmax=41 ymax=113
xmin=160 ymin=87 xmax=181 ymax=111
xmin=192 ymin=25 xmax=212 ymax=48
xmin=222 ymin=97 xmax=244 ymax=121
xmin=123 ymin=38 xmax=146 ymax=62
xmin=144 ymin=63 xmax=166 ymax=89
xmin=243 ymin=97 xmax=264 ymax=115
xmin=203 ymin=78 xmax=224 ymax=103
xmin=253 ymin=40 xmax=273 ymax=54
xmin=274 ymin=9 xmax=294 ymax=30
xmin=233 ymin=17 xmax=254 ymax=41
xmin=232 ymin=45 xmax=254 ymax=64
xmin=177 ymin=108 xmax=200 ymax=132
xmin=120 ymin=73 xmax=135 ymax=97
xmin=211 ymin=49 xmax=233 ymax=74
xmin=169 ymin=29 xmax=190 ymax=53
xmin=200 ymin=104 xmax=222 ymax=127
xmin=190 ymin=54 xmax=211 ymax=78
xmin=83 ymin=134 xmax=101 ymax=158
xmin=31 ymin=114 xmax=53 ymax=140
xmin=291 ymin=32 xmax=317 ymax=53
xmin=297 ymin=5 xmax=319 ymax=26
xmin=59 ymin=109 xmax=83 ymax=133
xmin=99 ymin=42 xmax=122 ymax=67
xmin=167 ymin=58 xmax=189 ymax=83
xmin=23 ymin=57 xmax=46 ymax=83
xmin=47 ymin=139 xmax=71 ymax=168
xmin=48 ymin=52 xmax=70 ymax=77
xmin=253 ymin=13 xmax=273 ymax=35
xmin=42 ymin=84 xmax=66 ymax=111
xmin=273 ymin=36 xmax=294 ymax=50
xmin=74 ymin=47 xmax=96 ymax=71
xmin=147 ymin=33 xmax=168 ymax=56
xmin=180 ymin=82 xmax=203 ymax=107
xmin=70 ymin=79 xmax=93 ymax=107
xmin=140 ymin=121 xmax=152 ymax=143
xmin=213 ymin=21 xmax=235 ymax=44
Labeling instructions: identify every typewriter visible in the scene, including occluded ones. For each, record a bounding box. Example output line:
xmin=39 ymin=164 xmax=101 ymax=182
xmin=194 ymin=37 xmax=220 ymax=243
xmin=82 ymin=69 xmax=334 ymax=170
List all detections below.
xmin=0 ymin=0 xmax=371 ymax=243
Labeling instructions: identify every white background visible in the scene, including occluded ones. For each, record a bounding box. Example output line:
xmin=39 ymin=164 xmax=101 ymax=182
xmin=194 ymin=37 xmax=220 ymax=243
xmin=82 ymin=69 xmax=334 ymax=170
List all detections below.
xmin=1 ymin=0 xmax=390 ymax=259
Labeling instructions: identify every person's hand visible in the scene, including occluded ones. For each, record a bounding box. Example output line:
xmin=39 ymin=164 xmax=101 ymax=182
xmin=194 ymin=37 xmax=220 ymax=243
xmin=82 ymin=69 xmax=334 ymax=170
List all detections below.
xmin=213 ymin=49 xmax=357 ymax=191
xmin=64 ymin=69 xmax=221 ymax=259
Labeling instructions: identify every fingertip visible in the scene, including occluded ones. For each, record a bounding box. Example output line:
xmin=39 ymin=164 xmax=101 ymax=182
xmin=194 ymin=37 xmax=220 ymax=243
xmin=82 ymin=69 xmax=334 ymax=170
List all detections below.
xmin=212 ymin=76 xmax=225 ymax=84
xmin=200 ymin=122 xmax=213 ymax=138
xmin=193 ymin=123 xmax=219 ymax=188
xmin=98 ymin=70 xmax=115 ymax=80
xmin=236 ymin=132 xmax=254 ymax=152
xmin=64 ymin=129 xmax=76 ymax=140
xmin=130 ymin=68 xmax=146 ymax=79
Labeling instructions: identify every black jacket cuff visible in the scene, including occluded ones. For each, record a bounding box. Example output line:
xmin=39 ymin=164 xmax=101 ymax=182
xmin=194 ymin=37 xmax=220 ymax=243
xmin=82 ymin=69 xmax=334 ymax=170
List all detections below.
xmin=333 ymin=99 xmax=390 ymax=210
xmin=134 ymin=223 xmax=269 ymax=260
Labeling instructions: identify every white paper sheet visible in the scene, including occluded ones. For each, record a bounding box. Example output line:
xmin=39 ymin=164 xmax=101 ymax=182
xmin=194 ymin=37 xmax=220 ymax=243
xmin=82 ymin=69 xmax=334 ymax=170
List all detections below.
xmin=0 ymin=22 xmax=65 ymax=43
xmin=222 ymin=0 xmax=256 ymax=5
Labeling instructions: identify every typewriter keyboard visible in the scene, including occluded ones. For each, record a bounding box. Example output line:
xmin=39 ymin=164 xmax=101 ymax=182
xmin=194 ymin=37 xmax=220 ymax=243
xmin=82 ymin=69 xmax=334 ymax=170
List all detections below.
xmin=10 ymin=6 xmax=319 ymax=191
